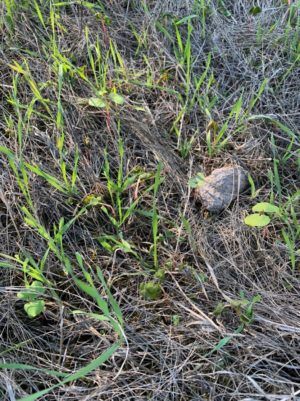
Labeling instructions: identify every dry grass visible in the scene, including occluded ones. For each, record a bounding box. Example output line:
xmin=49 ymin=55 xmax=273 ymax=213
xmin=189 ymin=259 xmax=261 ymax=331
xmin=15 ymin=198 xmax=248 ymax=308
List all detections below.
xmin=0 ymin=0 xmax=299 ymax=400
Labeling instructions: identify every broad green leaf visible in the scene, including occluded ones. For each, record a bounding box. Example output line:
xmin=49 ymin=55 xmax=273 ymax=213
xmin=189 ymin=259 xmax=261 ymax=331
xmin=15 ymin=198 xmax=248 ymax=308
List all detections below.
xmin=244 ymin=213 xmax=270 ymax=227
xmin=29 ymin=281 xmax=45 ymax=294
xmin=24 ymin=300 xmax=45 ymax=318
xmin=188 ymin=173 xmax=206 ymax=188
xmin=108 ymin=92 xmax=125 ymax=105
xmin=252 ymin=202 xmax=280 ymax=214
xmin=17 ymin=291 xmax=35 ymax=301
xmin=88 ymin=97 xmax=106 ymax=108
xmin=230 ymin=299 xmax=249 ymax=308
xmin=17 ymin=281 xmax=45 ymax=301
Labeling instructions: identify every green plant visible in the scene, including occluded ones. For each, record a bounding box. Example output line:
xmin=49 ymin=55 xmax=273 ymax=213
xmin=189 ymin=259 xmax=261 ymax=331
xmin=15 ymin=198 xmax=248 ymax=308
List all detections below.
xmin=98 ymin=234 xmax=139 ymax=259
xmin=244 ymin=196 xmax=300 ymax=270
xmin=1 ymin=198 xmax=124 ymax=399
xmin=157 ymin=14 xmax=213 ymax=153
xmin=3 ymin=0 xmax=16 ymax=31
xmin=140 ymin=281 xmax=162 ymax=300
xmin=157 ymin=3 xmax=270 ymax=158
xmin=0 ymin=146 xmax=77 ymax=215
xmin=151 ymin=163 xmax=163 ymax=269
xmin=3 ymin=61 xmax=80 ymax=197
xmin=193 ymin=0 xmax=211 ymax=38
xmin=171 ymin=314 xmax=180 ymax=326
xmin=204 ymin=78 xmax=269 ymax=157
xmin=88 ymin=91 xmax=125 ymax=107
xmin=244 ymin=202 xmax=280 ymax=227
xmin=208 ymin=293 xmax=261 ymax=356
xmin=179 ymin=134 xmax=196 ymax=159
xmin=214 ymin=293 xmax=261 ymax=326
xmin=17 ymin=281 xmax=46 ymax=318
xmin=101 ymin=138 xmax=154 ymax=231
xmin=205 ymin=95 xmax=243 ymax=157
xmin=140 ymin=267 xmax=165 ymax=301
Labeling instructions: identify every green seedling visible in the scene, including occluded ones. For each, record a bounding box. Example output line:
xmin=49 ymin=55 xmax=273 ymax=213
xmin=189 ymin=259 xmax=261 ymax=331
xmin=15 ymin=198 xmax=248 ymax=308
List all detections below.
xmin=244 ymin=202 xmax=280 ymax=227
xmin=244 ymin=194 xmax=299 ymax=270
xmin=101 ymin=135 xmax=156 ymax=232
xmin=205 ymin=94 xmax=244 ymax=157
xmin=98 ymin=235 xmax=139 ymax=259
xmin=3 ymin=0 xmax=16 ymax=31
xmin=158 ymin=15 xmax=213 ymax=152
xmin=171 ymin=314 xmax=180 ymax=326
xmin=87 ymin=91 xmax=125 ymax=109
xmin=204 ymin=78 xmax=268 ymax=157
xmin=154 ymin=268 xmax=165 ymax=282
xmin=217 ymin=0 xmax=232 ymax=17
xmin=193 ymin=0 xmax=211 ymax=38
xmin=209 ymin=293 xmax=261 ymax=356
xmin=140 ymin=281 xmax=162 ymax=301
xmin=214 ymin=292 xmax=261 ymax=325
xmin=0 ymin=201 xmax=125 ymax=399
xmin=9 ymin=61 xmax=52 ymax=115
xmin=17 ymin=281 xmax=46 ymax=318
xmin=140 ymin=269 xmax=165 ymax=301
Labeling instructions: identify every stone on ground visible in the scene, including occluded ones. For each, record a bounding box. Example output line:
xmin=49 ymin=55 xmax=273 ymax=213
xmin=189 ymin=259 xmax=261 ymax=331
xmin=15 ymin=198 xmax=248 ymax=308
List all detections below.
xmin=195 ymin=166 xmax=248 ymax=212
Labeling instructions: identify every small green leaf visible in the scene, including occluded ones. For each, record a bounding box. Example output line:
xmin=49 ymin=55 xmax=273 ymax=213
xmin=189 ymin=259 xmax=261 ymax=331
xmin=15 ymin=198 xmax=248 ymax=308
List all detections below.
xmin=24 ymin=300 xmax=45 ymax=318
xmin=252 ymin=294 xmax=262 ymax=303
xmin=88 ymin=97 xmax=106 ymax=108
xmin=108 ymin=93 xmax=125 ymax=105
xmin=252 ymin=202 xmax=280 ymax=214
xmin=248 ymin=174 xmax=257 ymax=199
xmin=188 ymin=173 xmax=206 ymax=188
xmin=82 ymin=194 xmax=103 ymax=206
xmin=230 ymin=299 xmax=248 ymax=308
xmin=244 ymin=213 xmax=270 ymax=227
xmin=154 ymin=269 xmax=165 ymax=282
xmin=249 ymin=6 xmax=262 ymax=15
xmin=171 ymin=315 xmax=180 ymax=326
xmin=213 ymin=302 xmax=225 ymax=316
xmin=140 ymin=281 xmax=162 ymax=300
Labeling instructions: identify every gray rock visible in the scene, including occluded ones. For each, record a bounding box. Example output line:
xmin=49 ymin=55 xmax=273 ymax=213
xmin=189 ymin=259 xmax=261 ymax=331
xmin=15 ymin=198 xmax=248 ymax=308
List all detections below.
xmin=195 ymin=166 xmax=248 ymax=212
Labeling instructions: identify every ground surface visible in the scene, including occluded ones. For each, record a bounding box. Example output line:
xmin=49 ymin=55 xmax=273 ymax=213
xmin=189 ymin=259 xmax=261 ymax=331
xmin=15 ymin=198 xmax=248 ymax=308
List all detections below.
xmin=0 ymin=1 xmax=299 ymax=400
